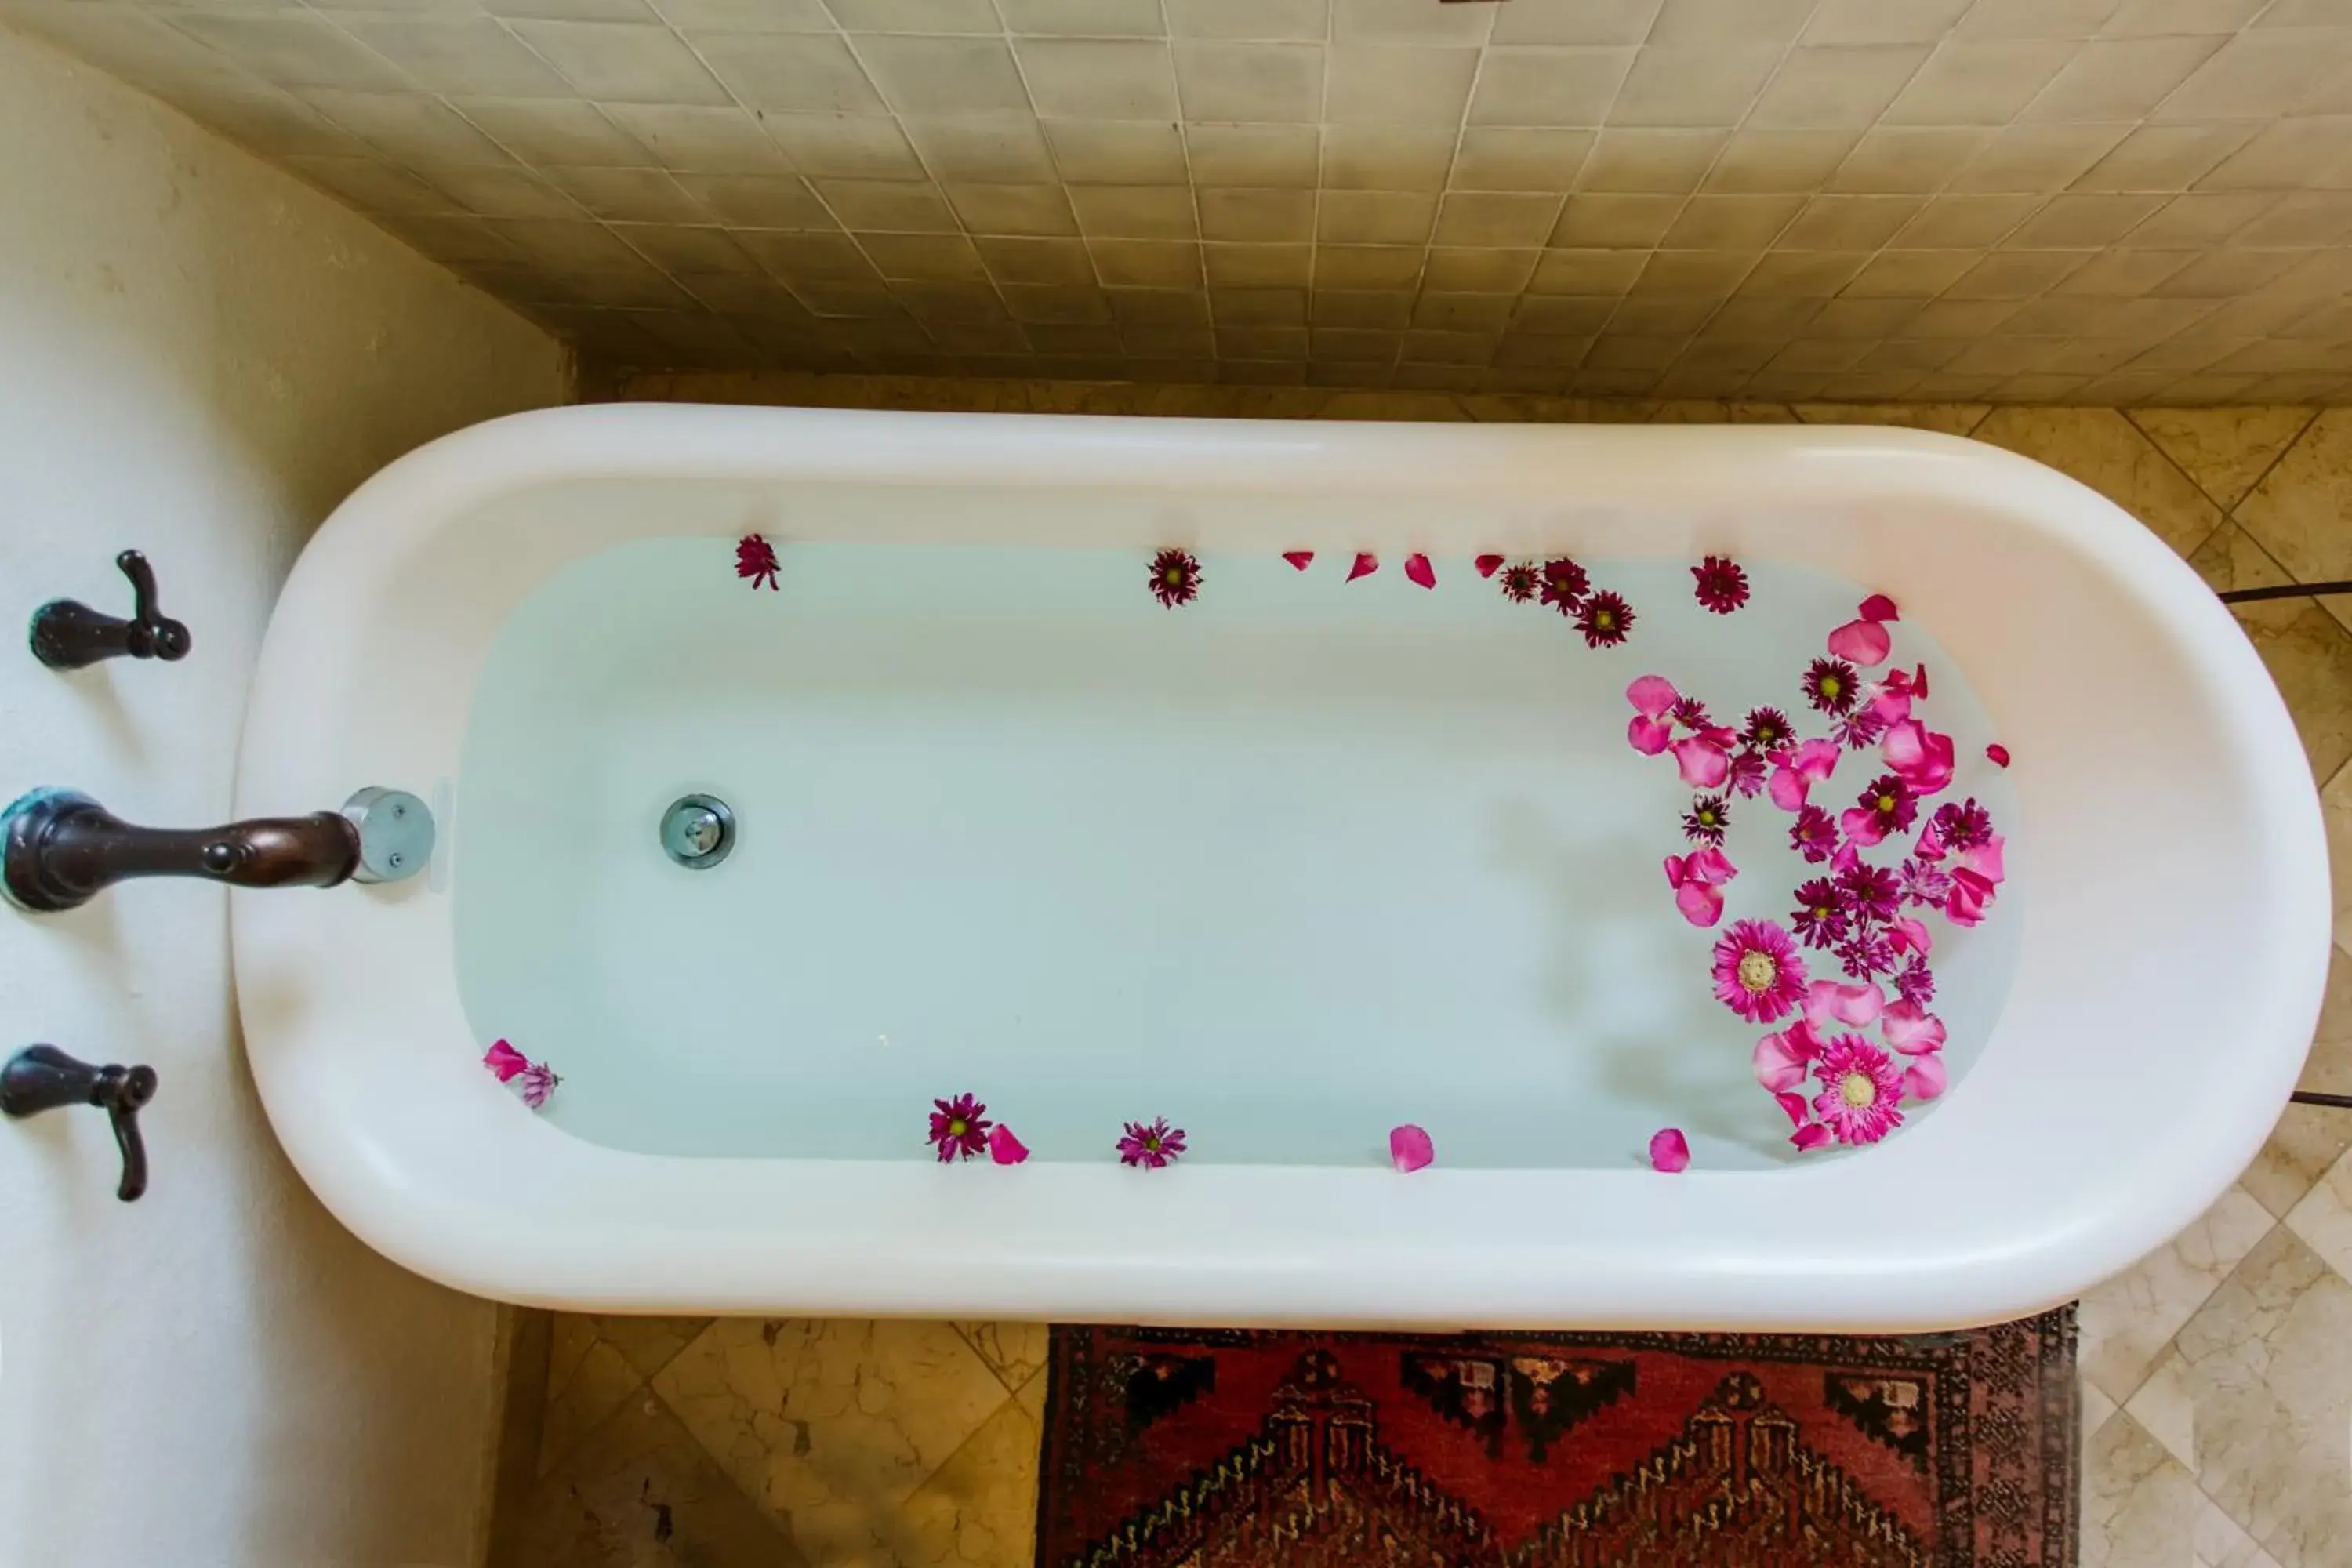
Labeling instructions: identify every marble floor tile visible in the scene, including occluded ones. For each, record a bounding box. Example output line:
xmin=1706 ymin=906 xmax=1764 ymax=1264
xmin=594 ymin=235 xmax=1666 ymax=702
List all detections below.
xmin=541 ymin=1313 xmax=666 ymax=1478
xmin=2084 ymin=1410 xmax=2229 ymax=1568
xmin=2234 ymin=410 xmax=2352 ymax=638
xmin=2239 ymin=949 xmax=2352 ymax=1219
xmin=2078 ymin=1182 xmax=2277 ymax=1406
xmin=895 ymin=1373 xmax=1046 ymax=1568
xmin=650 ymin=1317 xmax=1017 ymax=1566
xmin=1790 ymin=401 xmax=1991 ymax=436
xmin=1974 ymin=406 xmax=2227 ymax=560
xmin=2130 ymin=408 xmax=2318 ymax=515
xmin=949 ymin=1322 xmax=1047 ymax=1394
xmin=2165 ymin=1225 xmax=2352 ymax=1566
xmin=2284 ymin=1141 xmax=2352 ymax=1281
xmin=2191 ymin=523 xmax=2352 ymax=782
xmin=493 ymin=1385 xmax=808 ymax=1568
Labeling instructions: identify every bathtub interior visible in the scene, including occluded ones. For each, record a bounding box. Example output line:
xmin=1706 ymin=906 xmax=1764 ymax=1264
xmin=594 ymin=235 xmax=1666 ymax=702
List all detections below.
xmin=450 ymin=528 xmax=2020 ymax=1172
xmin=230 ymin=416 xmax=2325 ymax=1322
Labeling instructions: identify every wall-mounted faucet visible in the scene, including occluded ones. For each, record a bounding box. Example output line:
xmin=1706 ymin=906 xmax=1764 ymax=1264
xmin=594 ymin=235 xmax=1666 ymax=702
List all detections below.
xmin=29 ymin=550 xmax=191 ymax=669
xmin=3 ymin=1045 xmax=157 ymax=1201
xmin=1 ymin=786 xmax=432 ymax=913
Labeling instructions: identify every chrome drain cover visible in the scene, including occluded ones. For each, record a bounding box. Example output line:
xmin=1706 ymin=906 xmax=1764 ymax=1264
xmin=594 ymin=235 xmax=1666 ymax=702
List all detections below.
xmin=660 ymin=793 xmax=734 ymax=869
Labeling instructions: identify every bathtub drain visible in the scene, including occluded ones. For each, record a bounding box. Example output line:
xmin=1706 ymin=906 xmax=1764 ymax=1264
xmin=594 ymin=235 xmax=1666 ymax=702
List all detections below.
xmin=660 ymin=794 xmax=734 ymax=869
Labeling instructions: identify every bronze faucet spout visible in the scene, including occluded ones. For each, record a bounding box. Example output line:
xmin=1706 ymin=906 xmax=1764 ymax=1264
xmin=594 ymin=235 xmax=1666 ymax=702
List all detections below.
xmin=3 ymin=789 xmax=363 ymax=913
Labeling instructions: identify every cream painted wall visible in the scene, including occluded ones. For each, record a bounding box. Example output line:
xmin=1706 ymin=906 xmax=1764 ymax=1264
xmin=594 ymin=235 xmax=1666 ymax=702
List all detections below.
xmin=0 ymin=25 xmax=568 ymax=1568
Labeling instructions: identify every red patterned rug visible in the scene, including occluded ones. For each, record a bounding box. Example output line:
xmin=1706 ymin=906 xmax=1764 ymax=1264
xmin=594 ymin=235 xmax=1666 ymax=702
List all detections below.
xmin=1034 ymin=1308 xmax=2075 ymax=1566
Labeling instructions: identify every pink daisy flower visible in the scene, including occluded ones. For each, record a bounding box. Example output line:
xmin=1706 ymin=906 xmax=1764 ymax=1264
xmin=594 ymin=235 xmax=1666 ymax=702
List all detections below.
xmin=1117 ymin=1116 xmax=1187 ymax=1168
xmin=1538 ymin=557 xmax=1589 ymax=611
xmin=927 ymin=1093 xmax=993 ymax=1162
xmin=1711 ymin=919 xmax=1809 ymax=1023
xmin=1149 ymin=548 xmax=1201 ymax=608
xmin=735 ymin=533 xmax=781 ymax=590
xmin=1574 ymin=590 xmax=1635 ymax=648
xmin=1691 ymin=556 xmax=1750 ymax=614
xmin=1802 ymin=657 xmax=1860 ymax=716
xmin=1811 ymin=1035 xmax=1906 ymax=1145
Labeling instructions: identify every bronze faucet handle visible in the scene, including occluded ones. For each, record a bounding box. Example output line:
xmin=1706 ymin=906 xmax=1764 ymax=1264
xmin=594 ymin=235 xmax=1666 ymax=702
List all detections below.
xmin=2 ymin=1044 xmax=158 ymax=1202
xmin=28 ymin=550 xmax=192 ymax=669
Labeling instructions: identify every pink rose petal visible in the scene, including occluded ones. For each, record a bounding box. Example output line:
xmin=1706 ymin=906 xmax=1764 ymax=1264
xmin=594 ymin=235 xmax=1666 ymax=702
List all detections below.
xmin=1882 ymin=1000 xmax=1947 ymax=1054
xmin=1675 ymin=880 xmax=1726 ymax=927
xmin=1827 ymin=617 xmax=1893 ymax=666
xmin=1347 ymin=552 xmax=1378 ymax=581
xmin=1903 ymin=1055 xmax=1948 ymax=1102
xmin=1628 ymin=714 xmax=1673 ymax=754
xmin=1648 ymin=1128 xmax=1690 ymax=1173
xmin=1753 ymin=1031 xmax=1811 ymax=1092
xmin=1986 ymin=742 xmax=2010 ymax=768
xmin=1283 ymin=550 xmax=1314 ymax=571
xmin=1390 ymin=1123 xmax=1435 ymax=1173
xmin=483 ymin=1040 xmax=528 ymax=1083
xmin=1790 ymin=1123 xmax=1833 ymax=1152
xmin=1858 ymin=593 xmax=1900 ymax=622
xmin=988 ymin=1124 xmax=1030 ymax=1165
xmin=1882 ymin=720 xmax=1955 ymax=794
xmin=1403 ymin=553 xmax=1436 ymax=589
xmin=1962 ymin=834 xmax=2005 ymax=885
xmin=1627 ymin=674 xmax=1680 ymax=717
xmin=1682 ymin=846 xmax=1736 ymax=884
xmin=1475 ymin=554 xmax=1504 ymax=578
xmin=1792 ymin=739 xmax=1841 ymax=780
xmin=1889 ymin=916 xmax=1933 ymax=957
xmin=1840 ymin=806 xmax=1886 ymax=848
xmin=1913 ymin=664 xmax=1929 ymax=697
xmin=1806 ymin=978 xmax=1884 ymax=1029
xmin=1774 ymin=1090 xmax=1811 ymax=1127
xmin=1673 ymin=736 xmax=1731 ymax=788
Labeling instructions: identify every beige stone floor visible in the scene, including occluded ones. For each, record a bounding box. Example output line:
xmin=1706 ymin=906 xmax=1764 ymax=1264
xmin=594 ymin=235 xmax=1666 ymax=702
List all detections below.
xmin=490 ymin=387 xmax=2352 ymax=1568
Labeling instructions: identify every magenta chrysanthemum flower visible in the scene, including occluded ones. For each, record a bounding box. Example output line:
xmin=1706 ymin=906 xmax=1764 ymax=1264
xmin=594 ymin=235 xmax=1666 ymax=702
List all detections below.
xmin=1116 ymin=1116 xmax=1186 ymax=1168
xmin=1711 ymin=919 xmax=1809 ymax=1023
xmin=1497 ymin=561 xmax=1541 ymax=603
xmin=1834 ymin=708 xmax=1889 ymax=750
xmin=1726 ymin=748 xmax=1767 ymax=798
xmin=1575 ymin=590 xmax=1634 ymax=648
xmin=1837 ymin=862 xmax=1901 ymax=923
xmin=1149 ymin=548 xmax=1201 ymax=608
xmin=1668 ymin=695 xmax=1711 ymax=731
xmin=1853 ymin=774 xmax=1918 ymax=840
xmin=1895 ymin=957 xmax=1936 ymax=1007
xmin=1900 ymin=858 xmax=1951 ymax=908
xmin=1741 ymin=706 xmax=1792 ymax=752
xmin=1538 ymin=557 xmax=1589 ymax=611
xmin=1838 ymin=931 xmax=1895 ymax=980
xmin=1933 ymin=798 xmax=1994 ymax=851
xmin=927 ymin=1093 xmax=993 ymax=1163
xmin=1692 ymin=555 xmax=1750 ymax=614
xmin=1791 ymin=805 xmax=1838 ymax=863
xmin=1802 ymin=657 xmax=1860 ymax=716
xmin=1789 ymin=877 xmax=1850 ymax=950
xmin=735 ymin=533 xmax=781 ymax=590
xmin=1682 ymin=794 xmax=1731 ymax=845
xmin=1812 ymin=1035 xmax=1906 ymax=1145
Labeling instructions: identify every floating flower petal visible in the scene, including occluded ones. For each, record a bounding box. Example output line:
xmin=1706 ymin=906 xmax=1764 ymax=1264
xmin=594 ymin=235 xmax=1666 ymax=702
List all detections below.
xmin=1348 ymin=552 xmax=1379 ymax=582
xmin=988 ymin=1124 xmax=1030 ymax=1165
xmin=1648 ymin=1128 xmax=1690 ymax=1173
xmin=1673 ymin=733 xmax=1731 ymax=788
xmin=1117 ymin=1116 xmax=1187 ymax=1168
xmin=1882 ymin=720 xmax=1956 ymax=795
xmin=1283 ymin=550 xmax=1315 ymax=571
xmin=1904 ymin=1054 xmax=1948 ymax=1102
xmin=1692 ymin=556 xmax=1750 ymax=614
xmin=483 ymin=1039 xmax=528 ymax=1083
xmin=1826 ymin=617 xmax=1892 ymax=666
xmin=1753 ymin=1020 xmax=1823 ymax=1091
xmin=1628 ymin=715 xmax=1674 ymax=755
xmin=1882 ymin=1000 xmax=1947 ymax=1054
xmin=1805 ymin=978 xmax=1885 ymax=1029
xmin=928 ymin=1093 xmax=993 ymax=1163
xmin=1858 ymin=593 xmax=1900 ymax=622
xmin=1390 ymin=1124 xmax=1436 ymax=1173
xmin=1767 ymin=738 xmax=1841 ymax=811
xmin=1404 ymin=553 xmax=1436 ymax=589
xmin=1628 ymin=674 xmax=1679 ymax=717
xmin=1149 ymin=548 xmax=1202 ymax=608
xmin=1475 ymin=554 xmax=1504 ymax=578
xmin=1987 ymin=742 xmax=2011 ymax=768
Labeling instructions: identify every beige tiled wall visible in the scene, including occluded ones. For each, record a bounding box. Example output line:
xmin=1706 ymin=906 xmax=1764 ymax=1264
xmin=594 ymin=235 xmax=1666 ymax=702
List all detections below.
xmin=16 ymin=4 xmax=2352 ymax=406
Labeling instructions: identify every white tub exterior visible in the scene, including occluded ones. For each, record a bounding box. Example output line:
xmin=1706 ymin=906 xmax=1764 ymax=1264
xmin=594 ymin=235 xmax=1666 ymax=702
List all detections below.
xmin=234 ymin=405 xmax=2328 ymax=1331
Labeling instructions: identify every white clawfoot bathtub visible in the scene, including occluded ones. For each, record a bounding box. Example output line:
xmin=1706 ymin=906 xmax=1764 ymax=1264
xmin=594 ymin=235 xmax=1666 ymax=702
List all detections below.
xmin=234 ymin=405 xmax=2327 ymax=1331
